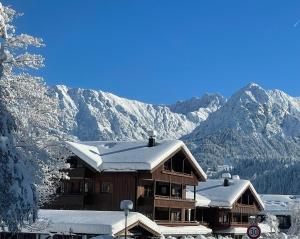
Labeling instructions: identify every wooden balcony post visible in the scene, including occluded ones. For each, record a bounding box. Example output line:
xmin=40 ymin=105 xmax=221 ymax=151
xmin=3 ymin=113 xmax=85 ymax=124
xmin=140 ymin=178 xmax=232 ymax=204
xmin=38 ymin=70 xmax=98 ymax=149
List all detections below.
xmin=153 ymin=180 xmax=156 ymax=220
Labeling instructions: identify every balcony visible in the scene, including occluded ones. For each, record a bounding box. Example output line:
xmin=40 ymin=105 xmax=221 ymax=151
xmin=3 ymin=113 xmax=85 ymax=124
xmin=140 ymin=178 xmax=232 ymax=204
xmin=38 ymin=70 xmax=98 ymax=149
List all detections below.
xmin=154 ymin=196 xmax=195 ymax=208
xmin=66 ymin=168 xmax=86 ymax=178
xmin=155 ymin=181 xmax=184 ymax=199
xmin=161 ymin=169 xmax=193 ymax=178
xmin=215 ymin=212 xmax=252 ymax=228
xmin=154 ymin=207 xmax=198 ymax=226
xmin=155 ymin=220 xmax=199 ymax=226
xmin=232 ymin=203 xmax=258 ymax=214
xmin=53 ymin=194 xmax=85 ymax=208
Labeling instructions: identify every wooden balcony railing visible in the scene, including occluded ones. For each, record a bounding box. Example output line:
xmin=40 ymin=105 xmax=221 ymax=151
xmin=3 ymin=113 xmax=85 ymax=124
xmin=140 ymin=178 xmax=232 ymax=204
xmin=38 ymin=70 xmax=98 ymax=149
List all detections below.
xmin=154 ymin=196 xmax=195 ymax=208
xmin=161 ymin=169 xmax=193 ymax=178
xmin=155 ymin=220 xmax=199 ymax=226
xmin=216 ymin=222 xmax=250 ymax=227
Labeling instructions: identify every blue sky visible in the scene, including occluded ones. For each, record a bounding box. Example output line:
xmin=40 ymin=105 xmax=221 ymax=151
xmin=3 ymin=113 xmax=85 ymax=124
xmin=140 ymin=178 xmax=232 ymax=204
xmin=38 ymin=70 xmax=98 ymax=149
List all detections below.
xmin=4 ymin=0 xmax=300 ymax=104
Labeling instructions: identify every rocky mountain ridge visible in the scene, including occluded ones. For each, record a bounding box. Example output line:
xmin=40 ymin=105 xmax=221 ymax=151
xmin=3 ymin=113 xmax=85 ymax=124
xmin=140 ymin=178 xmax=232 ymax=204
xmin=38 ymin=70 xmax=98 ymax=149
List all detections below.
xmin=51 ymin=83 xmax=300 ymax=194
xmin=53 ymin=85 xmax=224 ymax=141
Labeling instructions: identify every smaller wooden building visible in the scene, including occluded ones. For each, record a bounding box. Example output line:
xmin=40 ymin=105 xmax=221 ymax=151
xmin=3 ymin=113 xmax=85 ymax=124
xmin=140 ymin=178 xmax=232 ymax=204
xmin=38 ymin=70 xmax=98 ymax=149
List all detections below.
xmin=187 ymin=176 xmax=265 ymax=237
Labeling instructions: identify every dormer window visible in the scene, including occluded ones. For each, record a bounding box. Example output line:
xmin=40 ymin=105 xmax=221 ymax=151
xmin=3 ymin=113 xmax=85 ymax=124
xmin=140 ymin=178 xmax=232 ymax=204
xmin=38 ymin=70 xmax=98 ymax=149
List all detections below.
xmin=163 ymin=159 xmax=171 ymax=171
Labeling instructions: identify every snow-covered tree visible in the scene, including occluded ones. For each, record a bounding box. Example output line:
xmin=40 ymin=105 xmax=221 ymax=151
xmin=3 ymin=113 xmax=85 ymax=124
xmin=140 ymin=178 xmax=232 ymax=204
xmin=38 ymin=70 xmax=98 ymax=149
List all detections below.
xmin=0 ymin=2 xmax=69 ymax=231
xmin=0 ymin=99 xmax=37 ymax=231
xmin=288 ymin=204 xmax=300 ymax=236
xmin=265 ymin=213 xmax=279 ymax=234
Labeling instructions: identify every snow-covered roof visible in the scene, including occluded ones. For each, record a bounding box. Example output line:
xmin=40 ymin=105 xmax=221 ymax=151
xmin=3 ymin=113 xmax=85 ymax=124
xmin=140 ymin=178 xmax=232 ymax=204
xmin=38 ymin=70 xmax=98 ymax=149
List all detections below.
xmin=259 ymin=194 xmax=300 ymax=215
xmin=158 ymin=225 xmax=212 ymax=236
xmin=190 ymin=179 xmax=264 ymax=209
xmin=20 ymin=210 xmax=161 ymax=236
xmin=64 ymin=140 xmax=206 ymax=180
xmin=186 ymin=190 xmax=211 ymax=207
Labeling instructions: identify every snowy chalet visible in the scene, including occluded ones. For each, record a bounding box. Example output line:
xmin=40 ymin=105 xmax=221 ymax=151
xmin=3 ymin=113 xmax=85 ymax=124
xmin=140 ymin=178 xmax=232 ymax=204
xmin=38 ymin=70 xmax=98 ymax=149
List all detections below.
xmin=187 ymin=176 xmax=265 ymax=236
xmin=48 ymin=137 xmax=207 ymax=226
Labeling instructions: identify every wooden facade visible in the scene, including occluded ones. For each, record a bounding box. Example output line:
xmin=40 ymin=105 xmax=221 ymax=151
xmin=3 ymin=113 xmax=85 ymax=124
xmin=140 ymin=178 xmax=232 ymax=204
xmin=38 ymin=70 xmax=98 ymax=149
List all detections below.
xmin=47 ymin=147 xmax=203 ymax=226
xmin=194 ymin=187 xmax=262 ymax=231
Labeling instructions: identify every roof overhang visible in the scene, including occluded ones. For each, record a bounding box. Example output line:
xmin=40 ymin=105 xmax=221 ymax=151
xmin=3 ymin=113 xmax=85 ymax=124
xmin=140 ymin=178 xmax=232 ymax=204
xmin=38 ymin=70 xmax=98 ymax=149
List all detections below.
xmin=223 ymin=181 xmax=265 ymax=210
xmin=64 ymin=140 xmax=207 ymax=181
xmin=115 ymin=220 xmax=161 ymax=237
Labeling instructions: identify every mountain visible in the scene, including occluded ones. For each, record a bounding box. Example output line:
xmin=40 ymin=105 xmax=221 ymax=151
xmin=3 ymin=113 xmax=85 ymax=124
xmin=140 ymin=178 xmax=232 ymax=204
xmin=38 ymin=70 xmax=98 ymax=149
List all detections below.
xmin=51 ymin=83 xmax=300 ymax=194
xmin=168 ymin=93 xmax=226 ymax=122
xmin=183 ymin=83 xmax=300 ymax=194
xmin=53 ymin=85 xmax=224 ymax=141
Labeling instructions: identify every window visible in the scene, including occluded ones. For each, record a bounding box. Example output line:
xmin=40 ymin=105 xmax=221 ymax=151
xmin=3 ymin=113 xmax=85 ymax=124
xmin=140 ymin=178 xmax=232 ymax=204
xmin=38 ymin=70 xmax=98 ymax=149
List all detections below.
xmin=172 ymin=151 xmax=186 ymax=173
xmin=232 ymin=213 xmax=241 ymax=223
xmin=219 ymin=213 xmax=229 ymax=223
xmin=60 ymin=181 xmax=83 ymax=194
xmin=163 ymin=159 xmax=171 ymax=171
xmin=156 ymin=181 xmax=170 ymax=196
xmin=171 ymin=184 xmax=182 ymax=198
xmin=155 ymin=207 xmax=169 ymax=221
xmin=144 ymin=185 xmax=153 ymax=197
xmin=278 ymin=215 xmax=291 ymax=229
xmin=70 ymin=181 xmax=82 ymax=193
xmin=161 ymin=186 xmax=168 ymax=195
xmin=170 ymin=209 xmax=181 ymax=221
xmin=183 ymin=159 xmax=192 ymax=174
xmin=84 ymin=180 xmax=95 ymax=193
xmin=101 ymin=182 xmax=113 ymax=193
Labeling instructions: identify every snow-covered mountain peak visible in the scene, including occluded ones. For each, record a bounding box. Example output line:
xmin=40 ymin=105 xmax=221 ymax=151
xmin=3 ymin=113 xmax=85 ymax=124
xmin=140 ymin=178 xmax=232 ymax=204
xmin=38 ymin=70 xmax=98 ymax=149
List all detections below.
xmin=230 ymin=83 xmax=269 ymax=105
xmin=184 ymin=84 xmax=300 ymax=173
xmin=52 ymin=85 xmax=223 ymax=141
xmin=169 ymin=93 xmax=225 ymax=114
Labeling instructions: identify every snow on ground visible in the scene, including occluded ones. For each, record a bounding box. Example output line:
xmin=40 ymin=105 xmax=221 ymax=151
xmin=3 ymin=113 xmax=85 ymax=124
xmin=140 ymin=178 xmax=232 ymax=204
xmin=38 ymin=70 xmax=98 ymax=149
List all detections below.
xmin=158 ymin=225 xmax=212 ymax=236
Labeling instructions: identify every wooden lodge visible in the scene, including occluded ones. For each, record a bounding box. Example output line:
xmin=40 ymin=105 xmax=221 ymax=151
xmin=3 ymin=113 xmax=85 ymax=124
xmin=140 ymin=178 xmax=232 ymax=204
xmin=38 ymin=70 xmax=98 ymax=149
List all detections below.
xmin=47 ymin=138 xmax=207 ymax=226
xmin=187 ymin=176 xmax=265 ymax=237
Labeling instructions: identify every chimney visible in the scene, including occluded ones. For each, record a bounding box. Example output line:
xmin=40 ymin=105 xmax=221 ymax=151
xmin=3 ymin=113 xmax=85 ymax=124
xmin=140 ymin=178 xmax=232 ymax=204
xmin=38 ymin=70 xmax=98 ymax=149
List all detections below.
xmin=148 ymin=130 xmax=156 ymax=147
xmin=224 ymin=178 xmax=230 ymax=186
xmin=222 ymin=173 xmax=231 ymax=187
